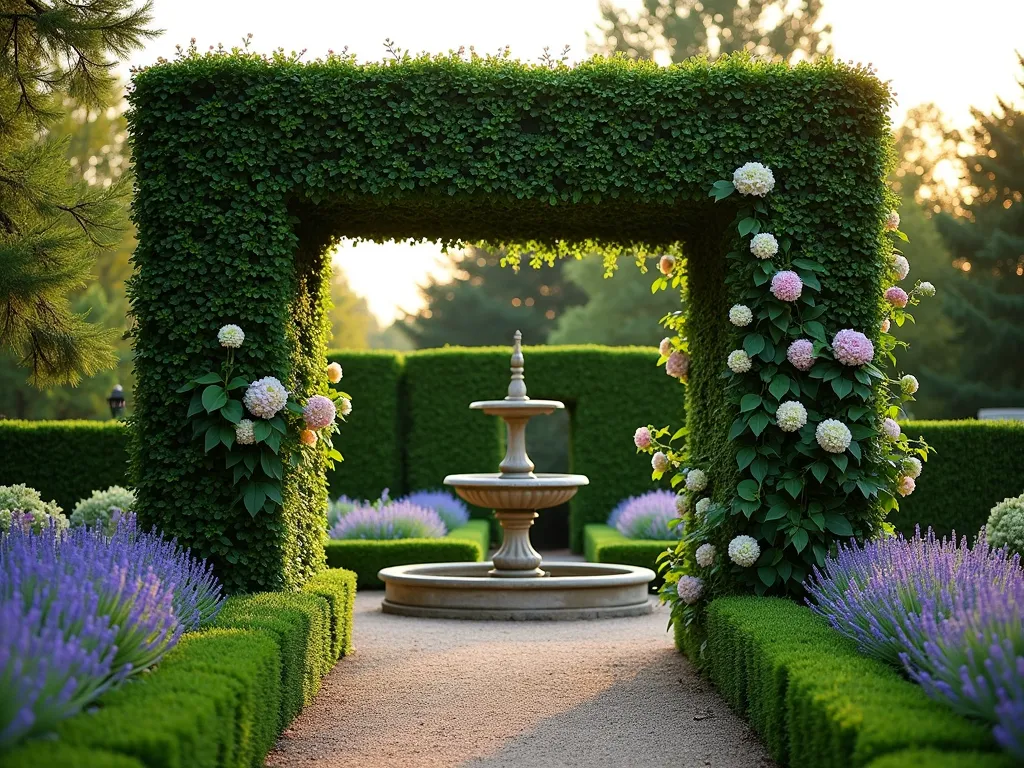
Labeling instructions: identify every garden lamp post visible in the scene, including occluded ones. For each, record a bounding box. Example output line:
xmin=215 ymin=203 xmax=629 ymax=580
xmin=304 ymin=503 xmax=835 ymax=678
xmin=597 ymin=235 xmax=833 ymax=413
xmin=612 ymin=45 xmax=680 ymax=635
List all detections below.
xmin=107 ymin=385 xmax=126 ymax=420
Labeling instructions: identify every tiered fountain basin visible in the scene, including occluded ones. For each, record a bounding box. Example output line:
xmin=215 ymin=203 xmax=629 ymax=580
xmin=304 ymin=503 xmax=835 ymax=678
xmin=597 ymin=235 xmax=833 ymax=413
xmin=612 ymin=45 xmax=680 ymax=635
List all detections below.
xmin=378 ymin=331 xmax=655 ymax=620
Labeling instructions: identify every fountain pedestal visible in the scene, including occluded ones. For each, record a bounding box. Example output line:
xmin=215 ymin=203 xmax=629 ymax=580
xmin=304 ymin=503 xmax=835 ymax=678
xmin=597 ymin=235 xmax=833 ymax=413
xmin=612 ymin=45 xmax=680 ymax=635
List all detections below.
xmin=377 ymin=331 xmax=655 ymax=620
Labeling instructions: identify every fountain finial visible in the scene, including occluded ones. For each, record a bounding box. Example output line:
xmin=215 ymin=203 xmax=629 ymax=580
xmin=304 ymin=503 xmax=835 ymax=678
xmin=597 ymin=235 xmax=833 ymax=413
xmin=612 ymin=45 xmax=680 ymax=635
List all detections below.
xmin=506 ymin=330 xmax=528 ymax=401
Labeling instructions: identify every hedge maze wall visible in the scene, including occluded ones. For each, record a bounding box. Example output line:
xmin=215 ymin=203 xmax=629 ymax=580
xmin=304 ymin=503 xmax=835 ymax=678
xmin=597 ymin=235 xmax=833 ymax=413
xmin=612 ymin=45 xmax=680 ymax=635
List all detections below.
xmin=127 ymin=50 xmax=893 ymax=589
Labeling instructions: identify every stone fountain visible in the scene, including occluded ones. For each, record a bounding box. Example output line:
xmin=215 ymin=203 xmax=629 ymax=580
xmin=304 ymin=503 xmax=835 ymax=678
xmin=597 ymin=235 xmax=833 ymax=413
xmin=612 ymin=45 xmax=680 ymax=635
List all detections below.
xmin=378 ymin=332 xmax=655 ymax=620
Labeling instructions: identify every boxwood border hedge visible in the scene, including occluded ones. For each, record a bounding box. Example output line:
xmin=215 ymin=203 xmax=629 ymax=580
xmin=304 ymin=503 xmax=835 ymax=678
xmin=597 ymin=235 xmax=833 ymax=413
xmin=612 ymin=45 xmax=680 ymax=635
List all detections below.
xmin=683 ymin=596 xmax=1010 ymax=768
xmin=4 ymin=568 xmax=356 ymax=768
xmin=583 ymin=523 xmax=673 ymax=584
xmin=324 ymin=519 xmax=489 ymax=588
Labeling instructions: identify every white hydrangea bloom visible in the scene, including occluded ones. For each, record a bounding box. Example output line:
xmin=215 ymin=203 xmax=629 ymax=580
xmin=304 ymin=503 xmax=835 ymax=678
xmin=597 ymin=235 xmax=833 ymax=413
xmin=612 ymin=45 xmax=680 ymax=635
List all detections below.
xmin=728 ymin=349 xmax=752 ymax=374
xmin=659 ymin=337 xmax=672 ymax=357
xmin=675 ymin=494 xmax=687 ymax=515
xmin=900 ymin=374 xmax=919 ymax=395
xmin=243 ymin=376 xmax=289 ymax=419
xmin=339 ymin=397 xmax=353 ymax=417
xmin=892 ymin=255 xmax=910 ymax=281
xmin=217 ymin=324 xmax=245 ymax=348
xmin=695 ymin=543 xmax=716 ymax=568
xmin=902 ymin=456 xmax=923 ymax=479
xmin=729 ymin=304 xmax=753 ymax=327
xmin=918 ymin=281 xmax=936 ymax=297
xmin=685 ymin=468 xmax=708 ymax=493
xmin=816 ymin=419 xmax=852 ymax=453
xmin=235 ymin=418 xmax=256 ymax=445
xmin=728 ymin=535 xmax=761 ymax=567
xmin=882 ymin=417 xmax=902 ymax=440
xmin=675 ymin=575 xmax=704 ymax=605
xmin=652 ymin=451 xmax=670 ymax=473
xmin=695 ymin=497 xmax=711 ymax=518
xmin=732 ymin=162 xmax=775 ymax=197
xmin=885 ymin=210 xmax=901 ymax=231
xmin=776 ymin=401 xmax=808 ymax=433
xmin=749 ymin=232 xmax=779 ymax=260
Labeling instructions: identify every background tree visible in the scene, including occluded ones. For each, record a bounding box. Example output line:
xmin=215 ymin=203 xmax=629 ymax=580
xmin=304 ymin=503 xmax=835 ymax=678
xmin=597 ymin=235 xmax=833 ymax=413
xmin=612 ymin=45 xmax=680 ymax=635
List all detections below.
xmin=398 ymin=246 xmax=586 ymax=348
xmin=0 ymin=95 xmax=136 ymax=419
xmin=591 ymin=0 xmax=830 ymax=63
xmin=327 ymin=266 xmax=378 ymax=350
xmin=0 ymin=0 xmax=155 ymax=387
xmin=930 ymin=59 xmax=1024 ymax=415
xmin=549 ymin=258 xmax=680 ymax=346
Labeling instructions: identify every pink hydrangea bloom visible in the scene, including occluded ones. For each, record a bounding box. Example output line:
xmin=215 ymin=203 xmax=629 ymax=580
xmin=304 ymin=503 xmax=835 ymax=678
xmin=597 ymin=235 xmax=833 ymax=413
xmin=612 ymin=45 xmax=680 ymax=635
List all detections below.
xmin=302 ymin=394 xmax=336 ymax=429
xmin=770 ymin=270 xmax=803 ymax=302
xmin=885 ymin=286 xmax=909 ymax=308
xmin=633 ymin=427 xmax=652 ymax=450
xmin=897 ymin=475 xmax=916 ymax=497
xmin=666 ymin=350 xmax=690 ymax=380
xmin=787 ymin=339 xmax=815 ymax=371
xmin=832 ymin=329 xmax=874 ymax=367
xmin=881 ymin=318 xmax=891 ymax=333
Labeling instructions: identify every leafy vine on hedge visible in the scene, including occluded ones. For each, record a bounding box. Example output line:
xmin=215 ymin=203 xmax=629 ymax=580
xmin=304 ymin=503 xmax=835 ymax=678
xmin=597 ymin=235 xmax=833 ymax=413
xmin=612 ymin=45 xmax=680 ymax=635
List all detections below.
xmin=634 ymin=163 xmax=934 ymax=630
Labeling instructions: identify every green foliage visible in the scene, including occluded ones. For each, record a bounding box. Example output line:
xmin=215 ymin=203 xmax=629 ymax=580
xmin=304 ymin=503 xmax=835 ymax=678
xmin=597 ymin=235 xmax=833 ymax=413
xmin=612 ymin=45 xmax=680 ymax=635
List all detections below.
xmin=398 ymin=245 xmax=587 ymax=349
xmin=403 ymin=346 xmax=683 ymax=550
xmin=984 ymin=492 xmax=1024 ymax=557
xmin=699 ymin=596 xmax=1000 ymax=767
xmin=326 ymin=350 xmax=404 ymax=501
xmin=214 ymin=592 xmax=330 ymax=727
xmin=0 ymin=482 xmax=67 ymax=533
xmin=890 ymin=420 xmax=1024 ymax=539
xmin=301 ymin=568 xmax=358 ymax=659
xmin=4 ymin=743 xmax=146 ymax=768
xmin=595 ymin=0 xmax=831 ymax=64
xmin=0 ymin=420 xmax=129 ymax=511
xmin=931 ymin=56 xmax=1024 ymax=416
xmin=0 ymin=2 xmax=154 ymax=386
xmin=324 ymin=520 xmax=488 ymax=588
xmin=864 ymin=749 xmax=1018 ymax=768
xmin=583 ymin=523 xmax=672 ymax=584
xmin=549 ymin=257 xmax=681 ymax=345
xmin=70 ymin=484 xmax=135 ymax=533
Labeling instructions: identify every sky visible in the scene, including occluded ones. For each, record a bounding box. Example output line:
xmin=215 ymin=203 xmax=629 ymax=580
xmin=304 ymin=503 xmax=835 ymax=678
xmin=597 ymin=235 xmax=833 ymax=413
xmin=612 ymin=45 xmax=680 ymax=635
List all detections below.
xmin=126 ymin=0 xmax=1024 ymax=324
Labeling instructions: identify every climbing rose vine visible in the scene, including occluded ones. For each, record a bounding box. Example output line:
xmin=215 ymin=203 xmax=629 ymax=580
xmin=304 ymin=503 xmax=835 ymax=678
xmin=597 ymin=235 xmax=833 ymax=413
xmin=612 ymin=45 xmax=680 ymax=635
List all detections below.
xmin=632 ymin=162 xmax=934 ymax=629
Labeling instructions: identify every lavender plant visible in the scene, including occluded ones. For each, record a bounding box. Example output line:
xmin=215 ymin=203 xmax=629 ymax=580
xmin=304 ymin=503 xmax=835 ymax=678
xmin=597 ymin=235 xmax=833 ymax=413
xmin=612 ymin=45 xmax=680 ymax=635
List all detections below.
xmin=399 ymin=490 xmax=470 ymax=530
xmin=0 ymin=523 xmax=179 ymax=749
xmin=329 ymin=500 xmax=446 ymax=540
xmin=806 ymin=528 xmax=1024 ymax=758
xmin=608 ymin=490 xmax=682 ymax=540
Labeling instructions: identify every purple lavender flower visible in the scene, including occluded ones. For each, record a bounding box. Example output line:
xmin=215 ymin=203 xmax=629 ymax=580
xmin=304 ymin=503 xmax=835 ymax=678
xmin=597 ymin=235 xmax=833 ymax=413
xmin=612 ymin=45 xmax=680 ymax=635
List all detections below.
xmin=399 ymin=490 xmax=470 ymax=530
xmin=328 ymin=500 xmax=446 ymax=540
xmin=607 ymin=490 xmax=682 ymax=540
xmin=0 ymin=517 xmax=224 ymax=749
xmin=806 ymin=527 xmax=1024 ymax=759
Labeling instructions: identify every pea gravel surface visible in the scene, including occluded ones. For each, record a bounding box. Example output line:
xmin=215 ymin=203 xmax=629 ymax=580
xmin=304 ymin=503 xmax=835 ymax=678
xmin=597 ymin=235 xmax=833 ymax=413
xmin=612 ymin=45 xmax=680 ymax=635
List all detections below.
xmin=266 ymin=592 xmax=774 ymax=768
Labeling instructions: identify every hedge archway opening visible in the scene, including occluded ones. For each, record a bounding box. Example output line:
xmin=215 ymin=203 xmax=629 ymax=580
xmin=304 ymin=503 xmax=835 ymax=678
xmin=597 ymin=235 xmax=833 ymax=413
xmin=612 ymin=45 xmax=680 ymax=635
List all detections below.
xmin=128 ymin=50 xmax=896 ymax=595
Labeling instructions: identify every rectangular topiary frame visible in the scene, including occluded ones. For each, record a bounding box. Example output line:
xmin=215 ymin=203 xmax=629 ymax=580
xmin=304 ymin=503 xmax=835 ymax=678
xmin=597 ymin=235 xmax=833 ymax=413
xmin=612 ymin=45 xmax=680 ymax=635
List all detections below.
xmin=128 ymin=52 xmax=892 ymax=591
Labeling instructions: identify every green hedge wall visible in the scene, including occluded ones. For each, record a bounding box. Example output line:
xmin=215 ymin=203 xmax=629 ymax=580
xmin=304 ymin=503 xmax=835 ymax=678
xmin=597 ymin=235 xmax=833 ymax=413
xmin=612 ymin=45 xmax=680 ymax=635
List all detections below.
xmin=0 ymin=420 xmax=129 ymax=512
xmin=5 ymin=569 xmax=356 ymax=768
xmin=324 ymin=520 xmax=488 ymax=588
xmin=893 ymin=420 xmax=1024 ymax=539
xmin=583 ymin=523 xmax=672 ymax=585
xmin=403 ymin=346 xmax=684 ymax=551
xmin=126 ymin=50 xmax=894 ymax=589
xmin=325 ymin=350 xmax=403 ymax=501
xmin=694 ymin=596 xmax=1005 ymax=768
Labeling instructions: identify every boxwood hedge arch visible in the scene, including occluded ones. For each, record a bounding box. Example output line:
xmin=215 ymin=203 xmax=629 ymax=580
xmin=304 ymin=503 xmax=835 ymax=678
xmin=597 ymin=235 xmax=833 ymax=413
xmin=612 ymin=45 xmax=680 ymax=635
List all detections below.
xmin=128 ymin=50 xmax=895 ymax=593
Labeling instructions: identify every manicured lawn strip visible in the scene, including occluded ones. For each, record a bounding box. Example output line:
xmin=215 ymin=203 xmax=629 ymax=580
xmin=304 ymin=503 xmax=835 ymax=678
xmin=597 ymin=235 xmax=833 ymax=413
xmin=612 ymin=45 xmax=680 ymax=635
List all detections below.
xmin=448 ymin=519 xmax=491 ymax=556
xmin=583 ymin=523 xmax=673 ymax=578
xmin=696 ymin=597 xmax=999 ymax=767
xmin=324 ymin=523 xmax=486 ymax=588
xmin=6 ymin=568 xmax=357 ymax=768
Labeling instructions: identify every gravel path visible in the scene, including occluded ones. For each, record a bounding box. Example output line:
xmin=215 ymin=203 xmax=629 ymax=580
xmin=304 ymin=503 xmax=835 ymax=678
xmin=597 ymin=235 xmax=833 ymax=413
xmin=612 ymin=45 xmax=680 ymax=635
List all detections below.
xmin=267 ymin=590 xmax=773 ymax=768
